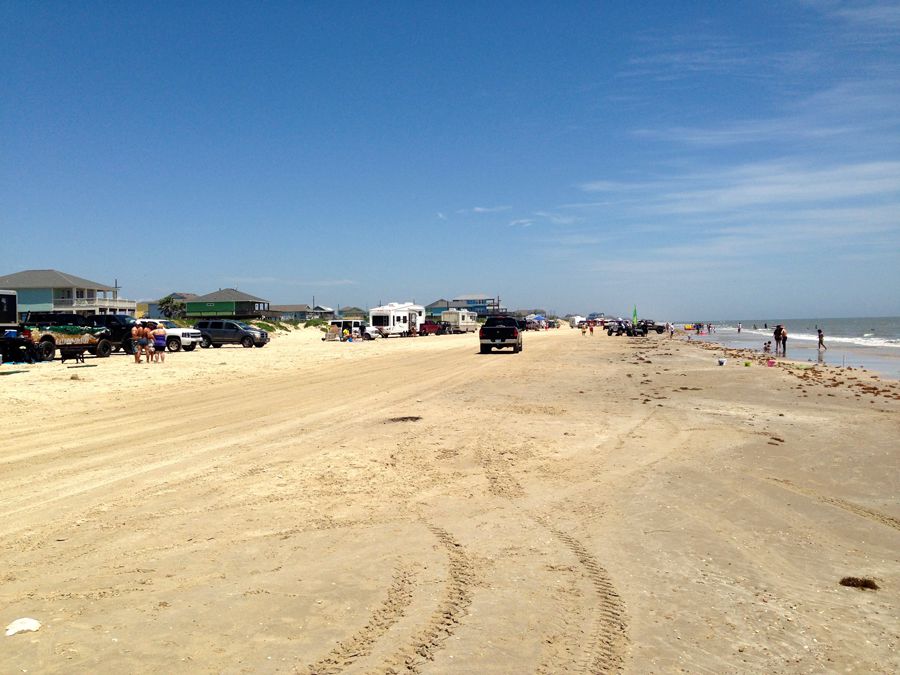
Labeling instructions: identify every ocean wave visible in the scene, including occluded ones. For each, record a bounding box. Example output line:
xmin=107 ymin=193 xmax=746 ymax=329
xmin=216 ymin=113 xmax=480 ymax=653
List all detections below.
xmin=707 ymin=327 xmax=900 ymax=349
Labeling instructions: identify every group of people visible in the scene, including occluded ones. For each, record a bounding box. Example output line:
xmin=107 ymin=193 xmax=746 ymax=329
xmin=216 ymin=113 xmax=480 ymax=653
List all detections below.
xmin=131 ymin=320 xmax=167 ymax=364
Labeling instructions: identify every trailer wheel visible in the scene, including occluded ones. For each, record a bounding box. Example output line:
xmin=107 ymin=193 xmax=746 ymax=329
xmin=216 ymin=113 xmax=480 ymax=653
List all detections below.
xmin=95 ymin=339 xmax=113 ymax=358
xmin=38 ymin=340 xmax=56 ymax=361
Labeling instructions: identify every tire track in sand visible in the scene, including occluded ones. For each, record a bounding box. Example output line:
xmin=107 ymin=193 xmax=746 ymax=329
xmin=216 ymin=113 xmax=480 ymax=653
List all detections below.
xmin=532 ymin=515 xmax=628 ymax=674
xmin=767 ymin=478 xmax=900 ymax=531
xmin=305 ymin=565 xmax=416 ymax=675
xmin=380 ymin=523 xmax=475 ymax=674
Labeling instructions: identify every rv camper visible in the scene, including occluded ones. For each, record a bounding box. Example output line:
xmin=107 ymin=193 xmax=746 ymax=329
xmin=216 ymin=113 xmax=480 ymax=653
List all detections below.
xmin=369 ymin=302 xmax=425 ymax=337
xmin=441 ymin=308 xmax=478 ymax=333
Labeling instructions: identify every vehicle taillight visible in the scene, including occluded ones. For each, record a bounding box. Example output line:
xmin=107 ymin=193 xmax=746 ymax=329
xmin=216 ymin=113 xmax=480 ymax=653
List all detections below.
xmin=22 ymin=328 xmax=32 ymax=340
xmin=479 ymin=328 xmax=485 ymax=338
xmin=512 ymin=328 xmax=518 ymax=338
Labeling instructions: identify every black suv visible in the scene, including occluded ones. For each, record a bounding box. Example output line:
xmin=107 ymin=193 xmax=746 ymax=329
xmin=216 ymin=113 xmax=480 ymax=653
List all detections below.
xmin=194 ymin=320 xmax=269 ymax=348
xmin=89 ymin=314 xmax=138 ymax=353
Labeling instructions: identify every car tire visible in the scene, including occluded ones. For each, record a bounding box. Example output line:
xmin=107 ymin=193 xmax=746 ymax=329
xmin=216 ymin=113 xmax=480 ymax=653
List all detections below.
xmin=200 ymin=336 xmax=212 ymax=348
xmin=254 ymin=343 xmax=266 ymax=347
xmin=166 ymin=337 xmax=182 ymax=352
xmin=123 ymin=339 xmax=135 ymax=355
xmin=38 ymin=340 xmax=56 ymax=361
xmin=480 ymin=345 xmax=491 ymax=354
xmin=212 ymin=343 xmax=222 ymax=348
xmin=241 ymin=336 xmax=254 ymax=348
xmin=182 ymin=343 xmax=196 ymax=352
xmin=95 ymin=339 xmax=112 ymax=358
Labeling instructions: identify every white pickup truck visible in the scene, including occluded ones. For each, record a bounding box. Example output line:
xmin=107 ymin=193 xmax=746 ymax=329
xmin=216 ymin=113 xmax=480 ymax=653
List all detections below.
xmin=138 ymin=319 xmax=203 ymax=352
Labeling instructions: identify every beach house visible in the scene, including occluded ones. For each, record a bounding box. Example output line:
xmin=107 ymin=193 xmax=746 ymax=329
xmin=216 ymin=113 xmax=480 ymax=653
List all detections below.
xmin=450 ymin=294 xmax=503 ymax=317
xmin=0 ymin=269 xmax=137 ymax=319
xmin=185 ymin=289 xmax=270 ymax=319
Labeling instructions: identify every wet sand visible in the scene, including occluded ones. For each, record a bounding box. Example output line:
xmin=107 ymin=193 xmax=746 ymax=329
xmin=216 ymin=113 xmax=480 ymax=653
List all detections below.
xmin=2 ymin=328 xmax=898 ymax=672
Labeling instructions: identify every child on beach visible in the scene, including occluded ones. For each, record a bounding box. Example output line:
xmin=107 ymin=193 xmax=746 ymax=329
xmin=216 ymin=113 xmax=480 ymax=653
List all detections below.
xmin=763 ymin=341 xmax=771 ymax=354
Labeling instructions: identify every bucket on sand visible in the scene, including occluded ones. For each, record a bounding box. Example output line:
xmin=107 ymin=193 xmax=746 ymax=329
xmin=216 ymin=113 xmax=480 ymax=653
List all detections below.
xmin=766 ymin=359 xmax=776 ymax=367
xmin=718 ymin=358 xmax=727 ymax=366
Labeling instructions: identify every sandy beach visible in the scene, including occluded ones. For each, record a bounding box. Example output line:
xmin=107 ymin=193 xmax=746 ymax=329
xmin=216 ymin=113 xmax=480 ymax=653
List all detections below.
xmin=1 ymin=327 xmax=898 ymax=673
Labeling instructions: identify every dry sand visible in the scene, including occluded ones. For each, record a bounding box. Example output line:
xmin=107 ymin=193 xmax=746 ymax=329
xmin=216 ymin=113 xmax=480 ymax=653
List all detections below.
xmin=1 ymin=327 xmax=898 ymax=673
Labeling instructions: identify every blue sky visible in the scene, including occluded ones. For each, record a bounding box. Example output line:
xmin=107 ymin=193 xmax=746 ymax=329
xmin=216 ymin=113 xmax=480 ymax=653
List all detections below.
xmin=1 ymin=1 xmax=898 ymax=319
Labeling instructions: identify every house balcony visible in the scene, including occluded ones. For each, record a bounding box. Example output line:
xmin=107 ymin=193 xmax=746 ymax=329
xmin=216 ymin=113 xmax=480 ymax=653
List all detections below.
xmin=53 ymin=297 xmax=137 ymax=312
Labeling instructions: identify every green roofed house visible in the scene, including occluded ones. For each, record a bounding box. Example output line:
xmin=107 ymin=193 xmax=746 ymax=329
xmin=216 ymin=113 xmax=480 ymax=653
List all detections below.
xmin=185 ymin=288 xmax=270 ymax=319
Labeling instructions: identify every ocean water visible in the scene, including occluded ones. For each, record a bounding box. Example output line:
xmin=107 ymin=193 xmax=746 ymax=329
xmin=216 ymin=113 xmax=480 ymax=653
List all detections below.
xmin=680 ymin=316 xmax=900 ymax=380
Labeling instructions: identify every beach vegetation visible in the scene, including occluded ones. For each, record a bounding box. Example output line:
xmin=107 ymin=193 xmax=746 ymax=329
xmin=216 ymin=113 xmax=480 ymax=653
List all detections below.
xmin=157 ymin=295 xmax=186 ymax=319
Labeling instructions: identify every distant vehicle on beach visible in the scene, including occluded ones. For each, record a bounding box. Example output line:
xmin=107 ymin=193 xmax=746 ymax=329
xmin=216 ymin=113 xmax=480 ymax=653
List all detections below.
xmin=22 ymin=312 xmax=112 ymax=360
xmin=194 ymin=319 xmax=269 ymax=348
xmin=328 ymin=319 xmax=380 ymax=340
xmin=440 ymin=309 xmax=478 ymax=333
xmin=136 ymin=318 xmax=203 ymax=352
xmin=479 ymin=316 xmax=523 ymax=354
xmin=369 ymin=302 xmax=425 ymax=337
xmin=90 ymin=313 xmax=138 ymax=353
xmin=418 ymin=320 xmax=449 ymax=335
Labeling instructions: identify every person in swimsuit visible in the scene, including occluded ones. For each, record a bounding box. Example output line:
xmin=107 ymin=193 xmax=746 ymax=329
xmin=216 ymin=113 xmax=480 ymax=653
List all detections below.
xmin=773 ymin=325 xmax=783 ymax=355
xmin=780 ymin=327 xmax=788 ymax=357
xmin=138 ymin=321 xmax=152 ymax=364
xmin=152 ymin=322 xmax=167 ymax=362
xmin=132 ymin=321 xmax=144 ymax=363
xmin=818 ymin=329 xmax=826 ymax=351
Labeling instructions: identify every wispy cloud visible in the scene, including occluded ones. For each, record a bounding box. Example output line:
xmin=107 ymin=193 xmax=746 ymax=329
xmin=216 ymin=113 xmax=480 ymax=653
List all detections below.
xmin=436 ymin=212 xmax=447 ymax=220
xmin=457 ymin=205 xmax=512 ymax=214
xmin=508 ymin=219 xmax=533 ymax=227
xmin=533 ymin=210 xmax=581 ymax=225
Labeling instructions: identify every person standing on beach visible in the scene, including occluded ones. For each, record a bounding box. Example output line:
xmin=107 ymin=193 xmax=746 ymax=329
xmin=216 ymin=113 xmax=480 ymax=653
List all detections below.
xmin=773 ymin=325 xmax=783 ymax=355
xmin=131 ymin=321 xmax=144 ymax=363
xmin=737 ymin=322 xmax=742 ymax=333
xmin=589 ymin=323 xmax=594 ymax=336
xmin=581 ymin=324 xmax=586 ymax=337
xmin=152 ymin=322 xmax=167 ymax=362
xmin=781 ymin=327 xmax=788 ymax=357
xmin=818 ymin=329 xmax=827 ymax=351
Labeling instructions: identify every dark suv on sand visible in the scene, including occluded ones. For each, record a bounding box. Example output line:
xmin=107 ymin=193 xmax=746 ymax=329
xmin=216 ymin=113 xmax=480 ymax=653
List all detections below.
xmin=194 ymin=320 xmax=269 ymax=348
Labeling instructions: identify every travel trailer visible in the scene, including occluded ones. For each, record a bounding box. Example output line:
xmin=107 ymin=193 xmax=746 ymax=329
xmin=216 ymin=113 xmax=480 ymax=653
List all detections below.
xmin=368 ymin=302 xmax=425 ymax=337
xmin=441 ymin=308 xmax=478 ymax=333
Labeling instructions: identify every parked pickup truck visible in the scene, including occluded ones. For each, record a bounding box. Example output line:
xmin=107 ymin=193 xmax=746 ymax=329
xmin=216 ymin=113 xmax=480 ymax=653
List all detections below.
xmin=137 ymin=319 xmax=202 ymax=352
xmin=418 ymin=320 xmax=450 ymax=335
xmin=22 ymin=312 xmax=112 ymax=360
xmin=479 ymin=316 xmax=524 ymax=354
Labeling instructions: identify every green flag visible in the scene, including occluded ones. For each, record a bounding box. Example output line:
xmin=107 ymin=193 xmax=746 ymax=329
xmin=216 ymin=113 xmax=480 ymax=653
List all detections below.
xmin=632 ymin=305 xmax=638 ymax=326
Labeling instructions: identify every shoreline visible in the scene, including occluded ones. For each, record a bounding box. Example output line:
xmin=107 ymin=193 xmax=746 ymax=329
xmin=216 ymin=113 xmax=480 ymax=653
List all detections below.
xmin=683 ymin=328 xmax=900 ymax=380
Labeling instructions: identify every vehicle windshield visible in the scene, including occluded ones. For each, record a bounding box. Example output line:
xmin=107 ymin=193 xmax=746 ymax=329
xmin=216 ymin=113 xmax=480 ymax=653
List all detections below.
xmin=157 ymin=320 xmax=176 ymax=328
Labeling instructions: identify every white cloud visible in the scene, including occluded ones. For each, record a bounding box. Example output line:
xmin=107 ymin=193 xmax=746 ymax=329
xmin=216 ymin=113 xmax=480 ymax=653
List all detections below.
xmin=457 ymin=205 xmax=512 ymax=214
xmin=508 ymin=219 xmax=533 ymax=227
xmin=436 ymin=212 xmax=447 ymax=220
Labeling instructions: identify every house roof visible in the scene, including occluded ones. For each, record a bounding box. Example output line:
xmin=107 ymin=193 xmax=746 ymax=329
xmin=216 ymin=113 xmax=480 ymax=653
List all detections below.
xmin=426 ymin=298 xmax=450 ymax=308
xmin=190 ymin=288 xmax=269 ymax=303
xmin=452 ymin=293 xmax=493 ymax=301
xmin=338 ymin=306 xmax=365 ymax=315
xmin=270 ymin=304 xmax=311 ymax=312
xmin=0 ymin=269 xmax=116 ymax=291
